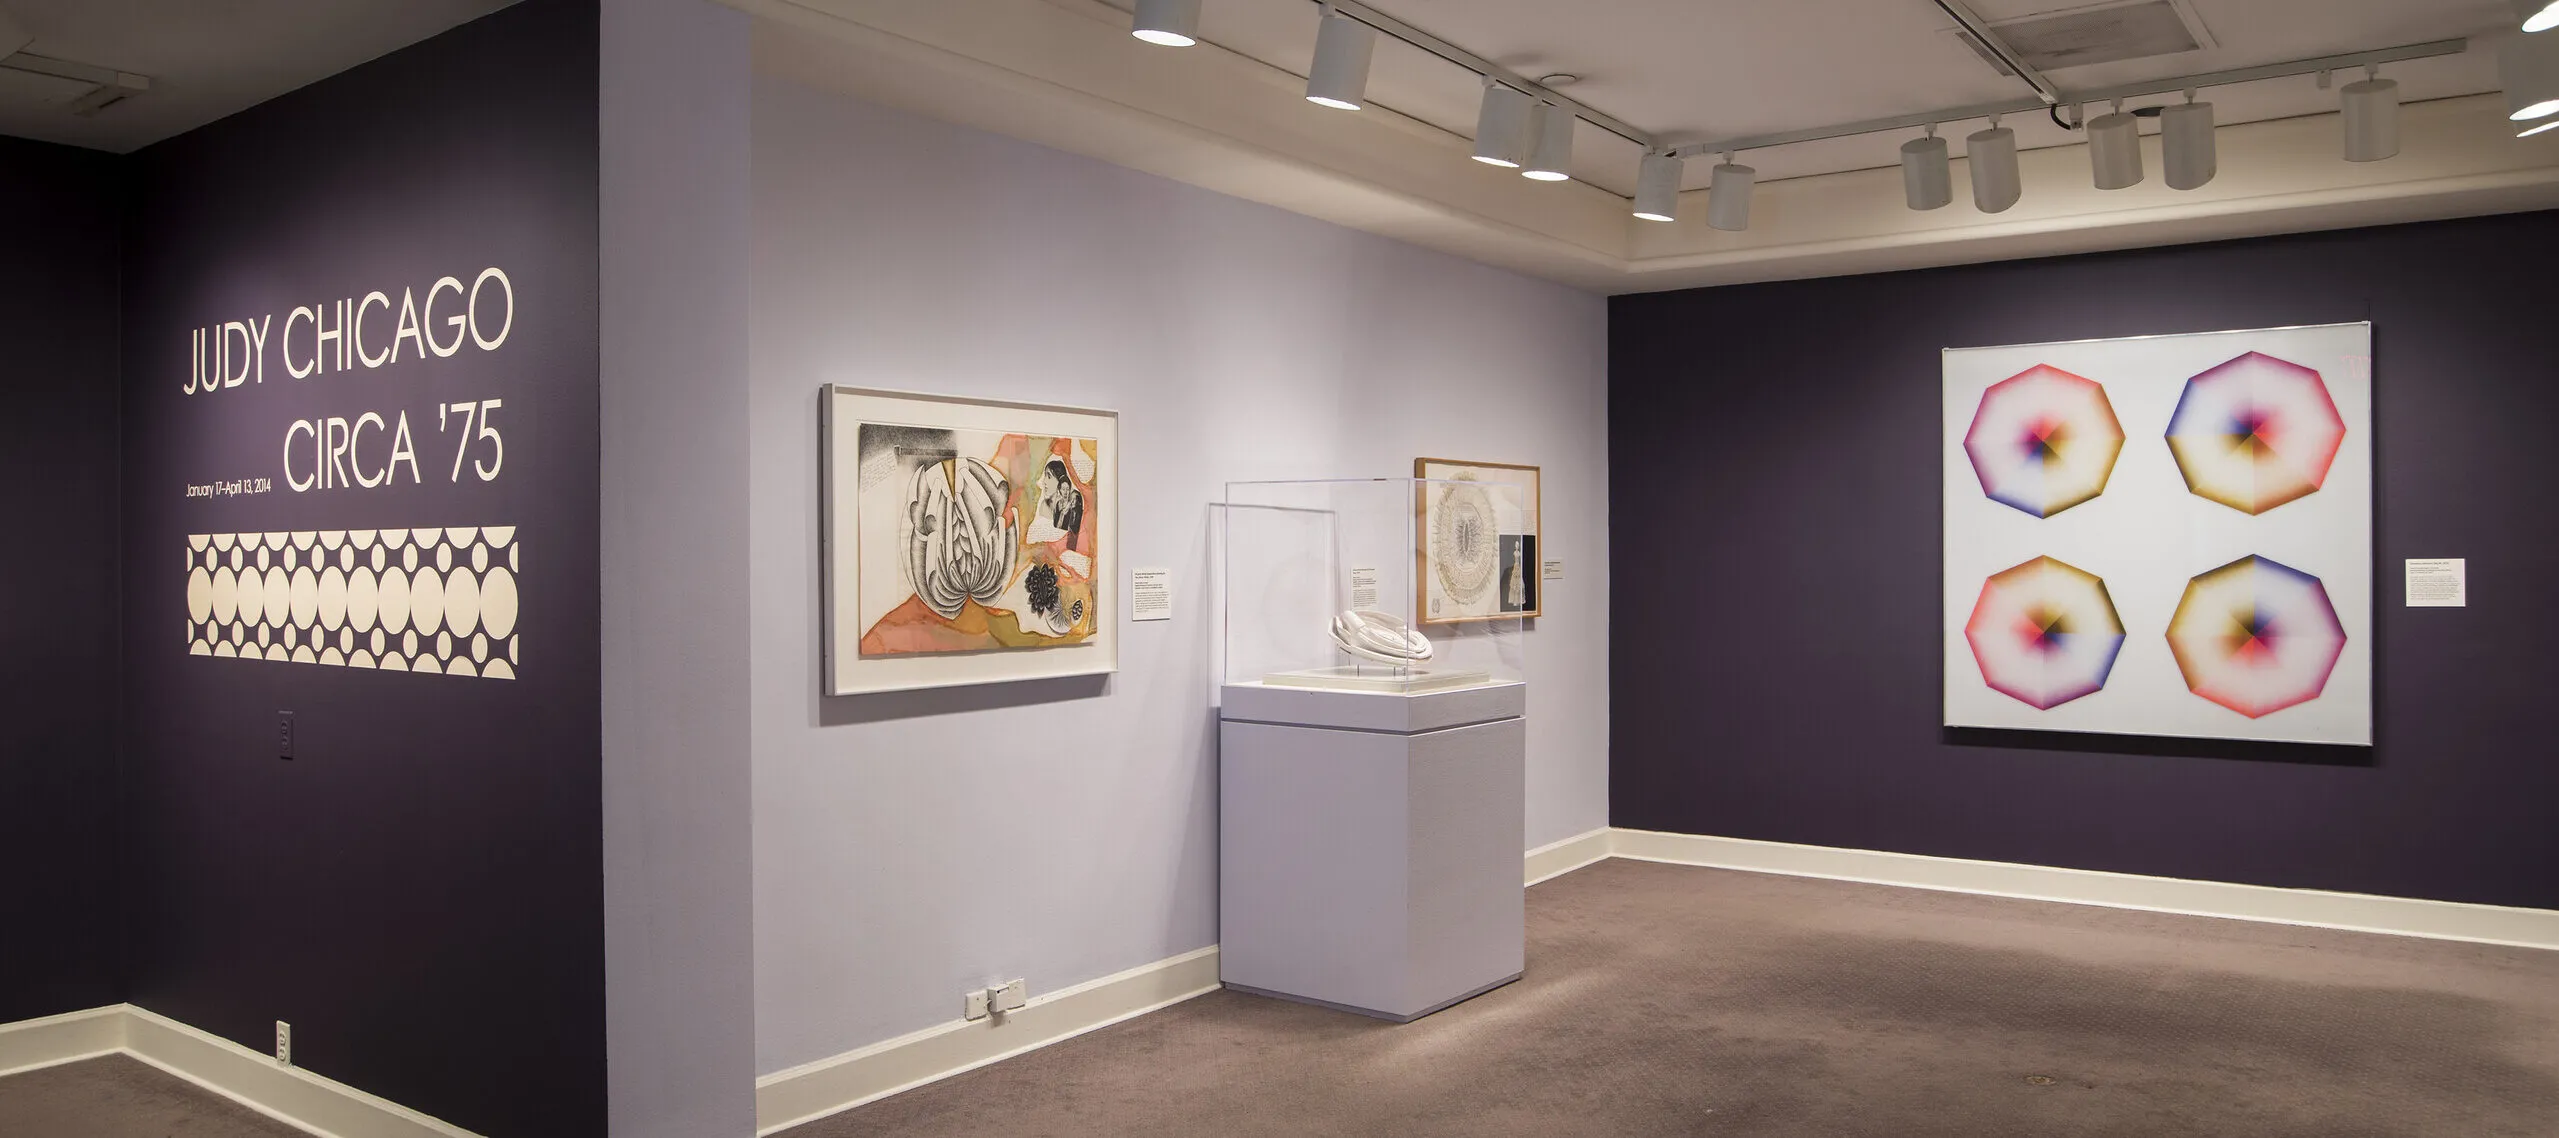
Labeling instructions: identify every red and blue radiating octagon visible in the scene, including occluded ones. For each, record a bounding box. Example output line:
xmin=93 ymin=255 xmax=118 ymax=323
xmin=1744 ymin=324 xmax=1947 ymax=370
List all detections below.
xmin=1965 ymin=555 xmax=2126 ymax=710
xmin=2165 ymin=351 xmax=2346 ymax=516
xmin=2167 ymin=554 xmax=2347 ymax=719
xmin=1964 ymin=365 xmax=2126 ymax=519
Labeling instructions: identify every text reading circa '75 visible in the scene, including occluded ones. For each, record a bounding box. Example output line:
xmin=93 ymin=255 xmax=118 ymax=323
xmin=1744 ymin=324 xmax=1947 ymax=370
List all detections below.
xmin=178 ymin=267 xmax=522 ymax=498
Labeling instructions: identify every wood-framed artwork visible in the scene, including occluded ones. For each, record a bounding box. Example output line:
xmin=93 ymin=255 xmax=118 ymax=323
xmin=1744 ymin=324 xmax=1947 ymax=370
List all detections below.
xmin=1414 ymin=457 xmax=1541 ymax=625
xmin=821 ymin=385 xmax=1119 ymax=696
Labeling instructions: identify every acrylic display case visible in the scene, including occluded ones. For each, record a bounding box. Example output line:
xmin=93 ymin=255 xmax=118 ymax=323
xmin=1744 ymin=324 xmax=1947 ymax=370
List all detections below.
xmin=1221 ymin=477 xmax=1525 ymax=694
xmin=1216 ymin=477 xmax=1528 ymax=1021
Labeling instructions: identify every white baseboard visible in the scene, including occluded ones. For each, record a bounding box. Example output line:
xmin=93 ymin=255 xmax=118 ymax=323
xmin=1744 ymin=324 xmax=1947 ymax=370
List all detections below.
xmin=752 ymin=830 xmax=1622 ymax=1131
xmin=1524 ymin=827 xmax=1612 ymax=886
xmin=749 ymin=830 xmax=1620 ymax=1131
xmin=0 ymin=1005 xmax=123 ymax=1080
xmin=0 ymin=1004 xmax=479 ymax=1138
xmin=1611 ymin=828 xmax=2559 ymax=951
xmin=754 ymin=945 xmax=1222 ymax=1136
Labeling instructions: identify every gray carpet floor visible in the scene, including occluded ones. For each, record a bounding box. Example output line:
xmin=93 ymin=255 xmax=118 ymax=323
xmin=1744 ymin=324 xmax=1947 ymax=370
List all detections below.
xmin=0 ymin=1052 xmax=305 ymax=1137
xmin=8 ymin=861 xmax=2555 ymax=1136
xmin=791 ymin=858 xmax=2559 ymax=1138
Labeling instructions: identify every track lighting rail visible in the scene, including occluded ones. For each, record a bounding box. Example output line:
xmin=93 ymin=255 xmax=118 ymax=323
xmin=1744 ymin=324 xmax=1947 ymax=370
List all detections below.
xmin=1306 ymin=0 xmax=1653 ymax=148
xmin=1665 ymin=37 xmax=2467 ymax=160
xmin=1129 ymin=2 xmax=2503 ymax=225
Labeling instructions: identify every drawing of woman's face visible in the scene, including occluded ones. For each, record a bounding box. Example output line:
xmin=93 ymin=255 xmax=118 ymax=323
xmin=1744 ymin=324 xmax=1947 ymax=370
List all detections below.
xmin=1040 ymin=461 xmax=1077 ymax=526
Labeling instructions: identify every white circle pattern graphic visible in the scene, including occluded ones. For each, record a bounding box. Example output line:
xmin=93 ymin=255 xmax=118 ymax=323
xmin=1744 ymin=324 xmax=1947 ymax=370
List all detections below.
xmin=348 ymin=567 xmax=378 ymax=631
xmin=263 ymin=567 xmax=290 ymax=628
xmin=182 ymin=528 xmax=521 ymax=680
xmin=480 ymin=568 xmax=518 ymax=639
xmin=411 ymin=568 xmax=445 ymax=636
xmin=212 ymin=569 xmax=238 ymax=623
xmin=379 ymin=568 xmax=410 ymax=634
xmin=445 ymin=569 xmax=480 ymax=638
xmin=319 ymin=568 xmax=347 ymax=630
xmin=289 ymin=567 xmax=319 ymax=629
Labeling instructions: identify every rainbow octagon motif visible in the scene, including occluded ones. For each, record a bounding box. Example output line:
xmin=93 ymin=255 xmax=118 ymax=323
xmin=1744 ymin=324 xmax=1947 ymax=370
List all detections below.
xmin=2167 ymin=555 xmax=2347 ymax=719
xmin=1965 ymin=556 xmax=2126 ymax=711
xmin=2165 ymin=351 xmax=2347 ymax=515
xmin=1964 ymin=365 xmax=2126 ymax=519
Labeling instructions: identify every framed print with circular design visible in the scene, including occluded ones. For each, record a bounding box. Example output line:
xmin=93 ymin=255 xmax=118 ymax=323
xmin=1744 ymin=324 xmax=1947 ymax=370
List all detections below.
xmin=1414 ymin=457 xmax=1541 ymax=624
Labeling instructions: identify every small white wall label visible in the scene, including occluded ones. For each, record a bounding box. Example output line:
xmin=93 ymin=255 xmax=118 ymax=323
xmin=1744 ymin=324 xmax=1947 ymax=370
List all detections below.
xmin=1542 ymin=559 xmax=1564 ymax=581
xmin=1349 ymin=566 xmax=1380 ymax=611
xmin=2406 ymin=558 xmax=2465 ymax=607
xmin=1131 ymin=567 xmax=1172 ymax=621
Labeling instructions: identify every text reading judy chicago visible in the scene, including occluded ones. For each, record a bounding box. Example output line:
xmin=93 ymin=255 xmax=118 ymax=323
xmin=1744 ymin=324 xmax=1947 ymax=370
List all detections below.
xmin=821 ymin=386 xmax=1120 ymax=696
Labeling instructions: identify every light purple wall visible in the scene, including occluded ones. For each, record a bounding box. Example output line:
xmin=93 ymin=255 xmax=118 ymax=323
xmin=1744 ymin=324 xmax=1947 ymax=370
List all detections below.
xmin=748 ymin=80 xmax=1612 ymax=1074
xmin=601 ymin=0 xmax=755 ymax=1132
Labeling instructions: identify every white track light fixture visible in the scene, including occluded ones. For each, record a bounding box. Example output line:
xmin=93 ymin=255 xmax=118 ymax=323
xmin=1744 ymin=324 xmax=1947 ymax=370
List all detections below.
xmin=2162 ymin=91 xmax=2217 ymax=189
xmin=1305 ymin=7 xmax=1376 ymax=111
xmin=1968 ymin=118 xmax=2020 ymax=213
xmin=1131 ymin=0 xmax=1199 ymax=47
xmin=2087 ymin=101 xmax=2144 ymax=189
xmin=2517 ymin=1 xmax=2559 ymax=33
xmin=1523 ymin=103 xmax=1575 ymax=181
xmin=1632 ymin=151 xmax=1682 ymax=220
xmin=2504 ymin=32 xmax=2559 ymax=124
xmin=1707 ymin=155 xmax=1756 ymax=232
xmin=2343 ymin=66 xmax=2401 ymax=161
xmin=1901 ymin=126 xmax=1952 ymax=210
xmin=2522 ymin=120 xmax=2559 ymax=137
xmin=1471 ymin=80 xmax=1534 ymax=167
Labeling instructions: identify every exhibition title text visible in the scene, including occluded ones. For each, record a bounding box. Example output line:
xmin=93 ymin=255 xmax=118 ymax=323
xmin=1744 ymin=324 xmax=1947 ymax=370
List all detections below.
xmin=181 ymin=267 xmax=514 ymax=495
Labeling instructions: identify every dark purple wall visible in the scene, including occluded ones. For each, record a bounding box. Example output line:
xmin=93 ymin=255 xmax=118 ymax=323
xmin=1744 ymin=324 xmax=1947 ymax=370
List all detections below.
xmin=1609 ymin=212 xmax=2559 ymax=911
xmin=0 ymin=137 xmax=125 ymax=1024
xmin=119 ymin=2 xmax=601 ymax=1134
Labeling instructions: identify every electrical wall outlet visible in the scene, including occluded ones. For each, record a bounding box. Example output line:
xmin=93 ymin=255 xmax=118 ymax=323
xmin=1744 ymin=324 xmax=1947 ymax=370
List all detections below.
xmin=276 ymin=711 xmax=295 ymax=760
xmin=275 ymin=1020 xmax=292 ymax=1066
xmin=993 ymin=978 xmax=1027 ymax=1013
xmin=963 ymin=988 xmax=990 ymax=1021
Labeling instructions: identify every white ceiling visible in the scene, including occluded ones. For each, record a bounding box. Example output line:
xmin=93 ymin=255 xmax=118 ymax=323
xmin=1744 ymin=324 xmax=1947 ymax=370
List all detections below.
xmin=0 ymin=0 xmax=512 ymax=153
xmin=1173 ymin=0 xmax=2519 ymax=195
xmin=742 ymin=0 xmax=2559 ymax=292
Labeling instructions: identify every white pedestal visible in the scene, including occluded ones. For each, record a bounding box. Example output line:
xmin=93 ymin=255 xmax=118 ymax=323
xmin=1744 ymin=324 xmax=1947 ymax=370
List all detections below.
xmin=1217 ymin=680 xmax=1526 ymax=1021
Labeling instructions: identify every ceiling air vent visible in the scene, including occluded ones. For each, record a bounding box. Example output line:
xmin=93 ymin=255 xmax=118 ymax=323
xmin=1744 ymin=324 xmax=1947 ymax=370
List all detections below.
xmin=1958 ymin=0 xmax=2214 ymax=75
